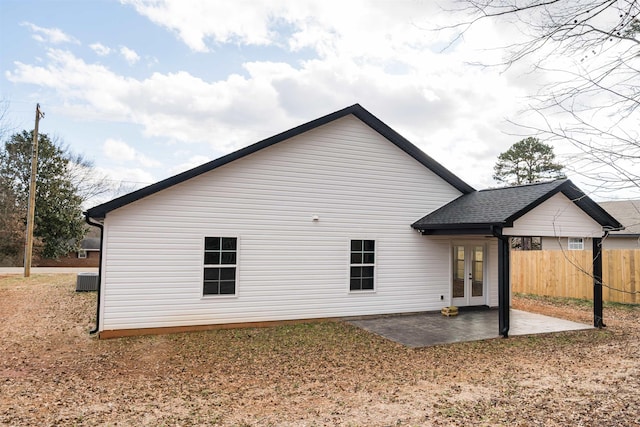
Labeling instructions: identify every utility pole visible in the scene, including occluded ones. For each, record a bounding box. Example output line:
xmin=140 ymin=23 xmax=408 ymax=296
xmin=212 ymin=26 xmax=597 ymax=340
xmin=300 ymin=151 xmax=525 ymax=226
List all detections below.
xmin=24 ymin=104 xmax=45 ymax=278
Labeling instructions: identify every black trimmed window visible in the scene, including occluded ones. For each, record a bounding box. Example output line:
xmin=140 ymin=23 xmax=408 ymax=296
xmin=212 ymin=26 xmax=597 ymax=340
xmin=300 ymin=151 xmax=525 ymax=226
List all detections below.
xmin=511 ymin=236 xmax=542 ymax=251
xmin=203 ymin=237 xmax=237 ymax=295
xmin=350 ymin=240 xmax=375 ymax=291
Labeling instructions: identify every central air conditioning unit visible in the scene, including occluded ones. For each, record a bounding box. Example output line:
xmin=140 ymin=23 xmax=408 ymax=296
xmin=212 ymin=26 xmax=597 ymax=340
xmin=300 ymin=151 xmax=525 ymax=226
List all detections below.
xmin=76 ymin=272 xmax=99 ymax=292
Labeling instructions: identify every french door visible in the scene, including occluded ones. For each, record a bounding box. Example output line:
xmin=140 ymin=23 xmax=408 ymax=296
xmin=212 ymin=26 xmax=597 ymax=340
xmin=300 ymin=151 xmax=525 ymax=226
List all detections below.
xmin=452 ymin=244 xmax=486 ymax=306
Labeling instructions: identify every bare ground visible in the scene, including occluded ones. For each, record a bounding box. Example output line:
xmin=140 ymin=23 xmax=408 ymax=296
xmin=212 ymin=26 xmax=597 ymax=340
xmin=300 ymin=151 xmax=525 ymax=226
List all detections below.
xmin=1 ymin=274 xmax=639 ymax=426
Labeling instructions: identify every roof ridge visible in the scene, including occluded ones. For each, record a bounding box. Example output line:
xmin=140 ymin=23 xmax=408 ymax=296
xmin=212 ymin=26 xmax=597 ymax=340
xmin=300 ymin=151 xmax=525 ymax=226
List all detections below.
xmin=478 ymin=179 xmax=567 ymax=192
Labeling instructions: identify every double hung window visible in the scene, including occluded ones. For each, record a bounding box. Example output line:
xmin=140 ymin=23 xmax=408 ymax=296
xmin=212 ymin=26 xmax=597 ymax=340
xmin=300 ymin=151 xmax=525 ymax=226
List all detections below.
xmin=350 ymin=240 xmax=375 ymax=291
xmin=203 ymin=237 xmax=237 ymax=295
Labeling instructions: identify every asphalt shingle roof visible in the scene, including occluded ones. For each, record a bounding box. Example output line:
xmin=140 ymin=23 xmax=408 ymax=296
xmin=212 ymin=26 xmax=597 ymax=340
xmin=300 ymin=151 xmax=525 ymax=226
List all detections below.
xmin=412 ymin=179 xmax=623 ymax=232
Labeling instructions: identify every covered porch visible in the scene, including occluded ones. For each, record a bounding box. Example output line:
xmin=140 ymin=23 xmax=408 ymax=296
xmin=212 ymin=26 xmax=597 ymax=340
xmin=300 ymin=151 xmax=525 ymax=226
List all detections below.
xmin=411 ymin=180 xmax=622 ymax=338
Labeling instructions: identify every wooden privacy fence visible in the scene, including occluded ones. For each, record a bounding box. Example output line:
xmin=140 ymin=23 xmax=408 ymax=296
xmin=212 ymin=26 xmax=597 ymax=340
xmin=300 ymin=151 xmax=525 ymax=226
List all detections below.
xmin=511 ymin=249 xmax=640 ymax=304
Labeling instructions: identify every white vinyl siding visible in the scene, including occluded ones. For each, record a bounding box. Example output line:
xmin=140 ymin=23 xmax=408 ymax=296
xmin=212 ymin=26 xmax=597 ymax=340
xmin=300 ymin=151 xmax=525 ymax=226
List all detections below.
xmin=503 ymin=193 xmax=603 ymax=238
xmin=99 ymin=116 xmax=463 ymax=331
xmin=602 ymin=237 xmax=640 ymax=250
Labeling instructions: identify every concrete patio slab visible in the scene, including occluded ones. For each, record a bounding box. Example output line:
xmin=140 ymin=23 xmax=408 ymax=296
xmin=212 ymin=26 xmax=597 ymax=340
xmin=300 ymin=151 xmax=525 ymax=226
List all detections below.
xmin=346 ymin=309 xmax=592 ymax=347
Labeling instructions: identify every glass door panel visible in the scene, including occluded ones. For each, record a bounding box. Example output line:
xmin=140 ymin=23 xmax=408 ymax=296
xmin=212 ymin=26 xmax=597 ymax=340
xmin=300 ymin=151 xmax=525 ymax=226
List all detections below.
xmin=453 ymin=245 xmax=465 ymax=298
xmin=452 ymin=244 xmax=486 ymax=306
xmin=471 ymin=246 xmax=484 ymax=297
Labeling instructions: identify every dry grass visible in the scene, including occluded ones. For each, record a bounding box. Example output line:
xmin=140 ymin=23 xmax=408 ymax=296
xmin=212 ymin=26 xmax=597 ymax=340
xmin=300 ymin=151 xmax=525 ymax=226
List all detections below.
xmin=1 ymin=274 xmax=639 ymax=426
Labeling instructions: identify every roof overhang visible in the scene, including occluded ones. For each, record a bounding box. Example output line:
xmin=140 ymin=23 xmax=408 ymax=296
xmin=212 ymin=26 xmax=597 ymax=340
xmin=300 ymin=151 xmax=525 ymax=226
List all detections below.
xmin=416 ymin=223 xmax=505 ymax=236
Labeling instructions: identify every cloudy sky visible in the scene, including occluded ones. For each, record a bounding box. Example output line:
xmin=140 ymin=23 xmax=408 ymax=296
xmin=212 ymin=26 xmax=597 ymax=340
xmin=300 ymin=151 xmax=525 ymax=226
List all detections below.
xmin=0 ymin=0 xmax=604 ymax=205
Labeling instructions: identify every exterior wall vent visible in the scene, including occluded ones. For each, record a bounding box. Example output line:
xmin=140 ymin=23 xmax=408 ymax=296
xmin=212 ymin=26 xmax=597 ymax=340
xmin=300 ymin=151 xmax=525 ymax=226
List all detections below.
xmin=76 ymin=272 xmax=99 ymax=292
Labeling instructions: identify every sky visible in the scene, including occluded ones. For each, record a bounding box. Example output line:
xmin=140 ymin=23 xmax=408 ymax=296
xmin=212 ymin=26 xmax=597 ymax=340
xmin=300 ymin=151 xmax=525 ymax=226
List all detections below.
xmin=0 ymin=0 xmax=629 ymax=206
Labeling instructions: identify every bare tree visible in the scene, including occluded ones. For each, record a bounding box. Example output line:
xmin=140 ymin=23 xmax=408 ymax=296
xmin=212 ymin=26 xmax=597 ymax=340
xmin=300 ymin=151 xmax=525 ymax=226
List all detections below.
xmin=0 ymin=99 xmax=16 ymax=144
xmin=65 ymin=151 xmax=114 ymax=204
xmin=445 ymin=0 xmax=640 ymax=196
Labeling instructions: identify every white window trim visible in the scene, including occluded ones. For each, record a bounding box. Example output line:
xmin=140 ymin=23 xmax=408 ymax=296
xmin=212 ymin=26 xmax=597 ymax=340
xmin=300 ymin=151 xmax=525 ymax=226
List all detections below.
xmin=568 ymin=237 xmax=584 ymax=251
xmin=348 ymin=238 xmax=376 ymax=294
xmin=202 ymin=236 xmax=239 ymax=298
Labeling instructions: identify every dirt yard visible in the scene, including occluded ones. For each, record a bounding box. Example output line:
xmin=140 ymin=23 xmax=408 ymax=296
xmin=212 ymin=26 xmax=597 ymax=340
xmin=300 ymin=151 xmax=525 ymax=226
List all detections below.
xmin=1 ymin=274 xmax=639 ymax=426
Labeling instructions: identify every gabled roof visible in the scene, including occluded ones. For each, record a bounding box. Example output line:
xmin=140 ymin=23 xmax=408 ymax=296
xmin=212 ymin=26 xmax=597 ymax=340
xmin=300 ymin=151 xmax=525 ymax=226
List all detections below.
xmin=86 ymin=104 xmax=474 ymax=219
xmin=599 ymin=200 xmax=640 ymax=235
xmin=412 ymin=179 xmax=623 ymax=234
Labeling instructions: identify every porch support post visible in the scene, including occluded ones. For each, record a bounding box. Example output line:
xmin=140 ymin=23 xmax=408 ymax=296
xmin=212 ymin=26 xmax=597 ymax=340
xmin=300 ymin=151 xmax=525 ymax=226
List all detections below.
xmin=593 ymin=236 xmax=604 ymax=328
xmin=495 ymin=228 xmax=510 ymax=338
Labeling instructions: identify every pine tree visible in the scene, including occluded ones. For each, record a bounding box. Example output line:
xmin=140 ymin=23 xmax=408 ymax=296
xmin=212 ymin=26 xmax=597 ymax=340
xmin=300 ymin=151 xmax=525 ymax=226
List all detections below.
xmin=493 ymin=137 xmax=565 ymax=186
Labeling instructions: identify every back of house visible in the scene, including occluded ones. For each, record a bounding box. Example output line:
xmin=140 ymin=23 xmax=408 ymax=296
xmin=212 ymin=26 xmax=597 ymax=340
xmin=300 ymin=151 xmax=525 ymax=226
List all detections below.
xmin=87 ymin=104 xmax=622 ymax=338
xmin=88 ymin=105 xmax=471 ymax=337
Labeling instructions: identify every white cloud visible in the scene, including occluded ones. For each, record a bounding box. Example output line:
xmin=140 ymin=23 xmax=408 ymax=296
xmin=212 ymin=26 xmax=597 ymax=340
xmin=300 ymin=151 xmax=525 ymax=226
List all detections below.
xmin=21 ymin=22 xmax=79 ymax=44
xmin=6 ymin=2 xmax=545 ymax=189
xmin=103 ymin=138 xmax=161 ymax=168
xmin=137 ymin=153 xmax=160 ymax=168
xmin=119 ymin=46 xmax=140 ymax=65
xmin=6 ymin=49 xmax=135 ymax=121
xmin=119 ymin=1 xmax=476 ymax=61
xmin=102 ymin=166 xmax=155 ymax=186
xmin=121 ymin=0 xmax=283 ymax=52
xmin=104 ymin=138 xmax=136 ymax=161
xmin=169 ymin=155 xmax=212 ymax=175
xmin=6 ymin=42 xmax=528 ymax=187
xmin=90 ymin=43 xmax=111 ymax=56
xmin=83 ymin=165 xmax=157 ymax=207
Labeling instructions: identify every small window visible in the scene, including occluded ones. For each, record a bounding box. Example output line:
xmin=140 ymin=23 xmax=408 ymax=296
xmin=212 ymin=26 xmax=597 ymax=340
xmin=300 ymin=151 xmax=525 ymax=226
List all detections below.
xmin=511 ymin=236 xmax=542 ymax=251
xmin=204 ymin=237 xmax=237 ymax=295
xmin=350 ymin=240 xmax=375 ymax=291
xmin=568 ymin=237 xmax=584 ymax=251
xmin=77 ymin=250 xmax=87 ymax=259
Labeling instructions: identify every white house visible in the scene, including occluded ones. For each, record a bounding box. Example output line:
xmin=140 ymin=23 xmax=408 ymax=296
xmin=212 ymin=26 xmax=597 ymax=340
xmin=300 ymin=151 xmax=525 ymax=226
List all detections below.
xmin=85 ymin=104 xmax=622 ymax=338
